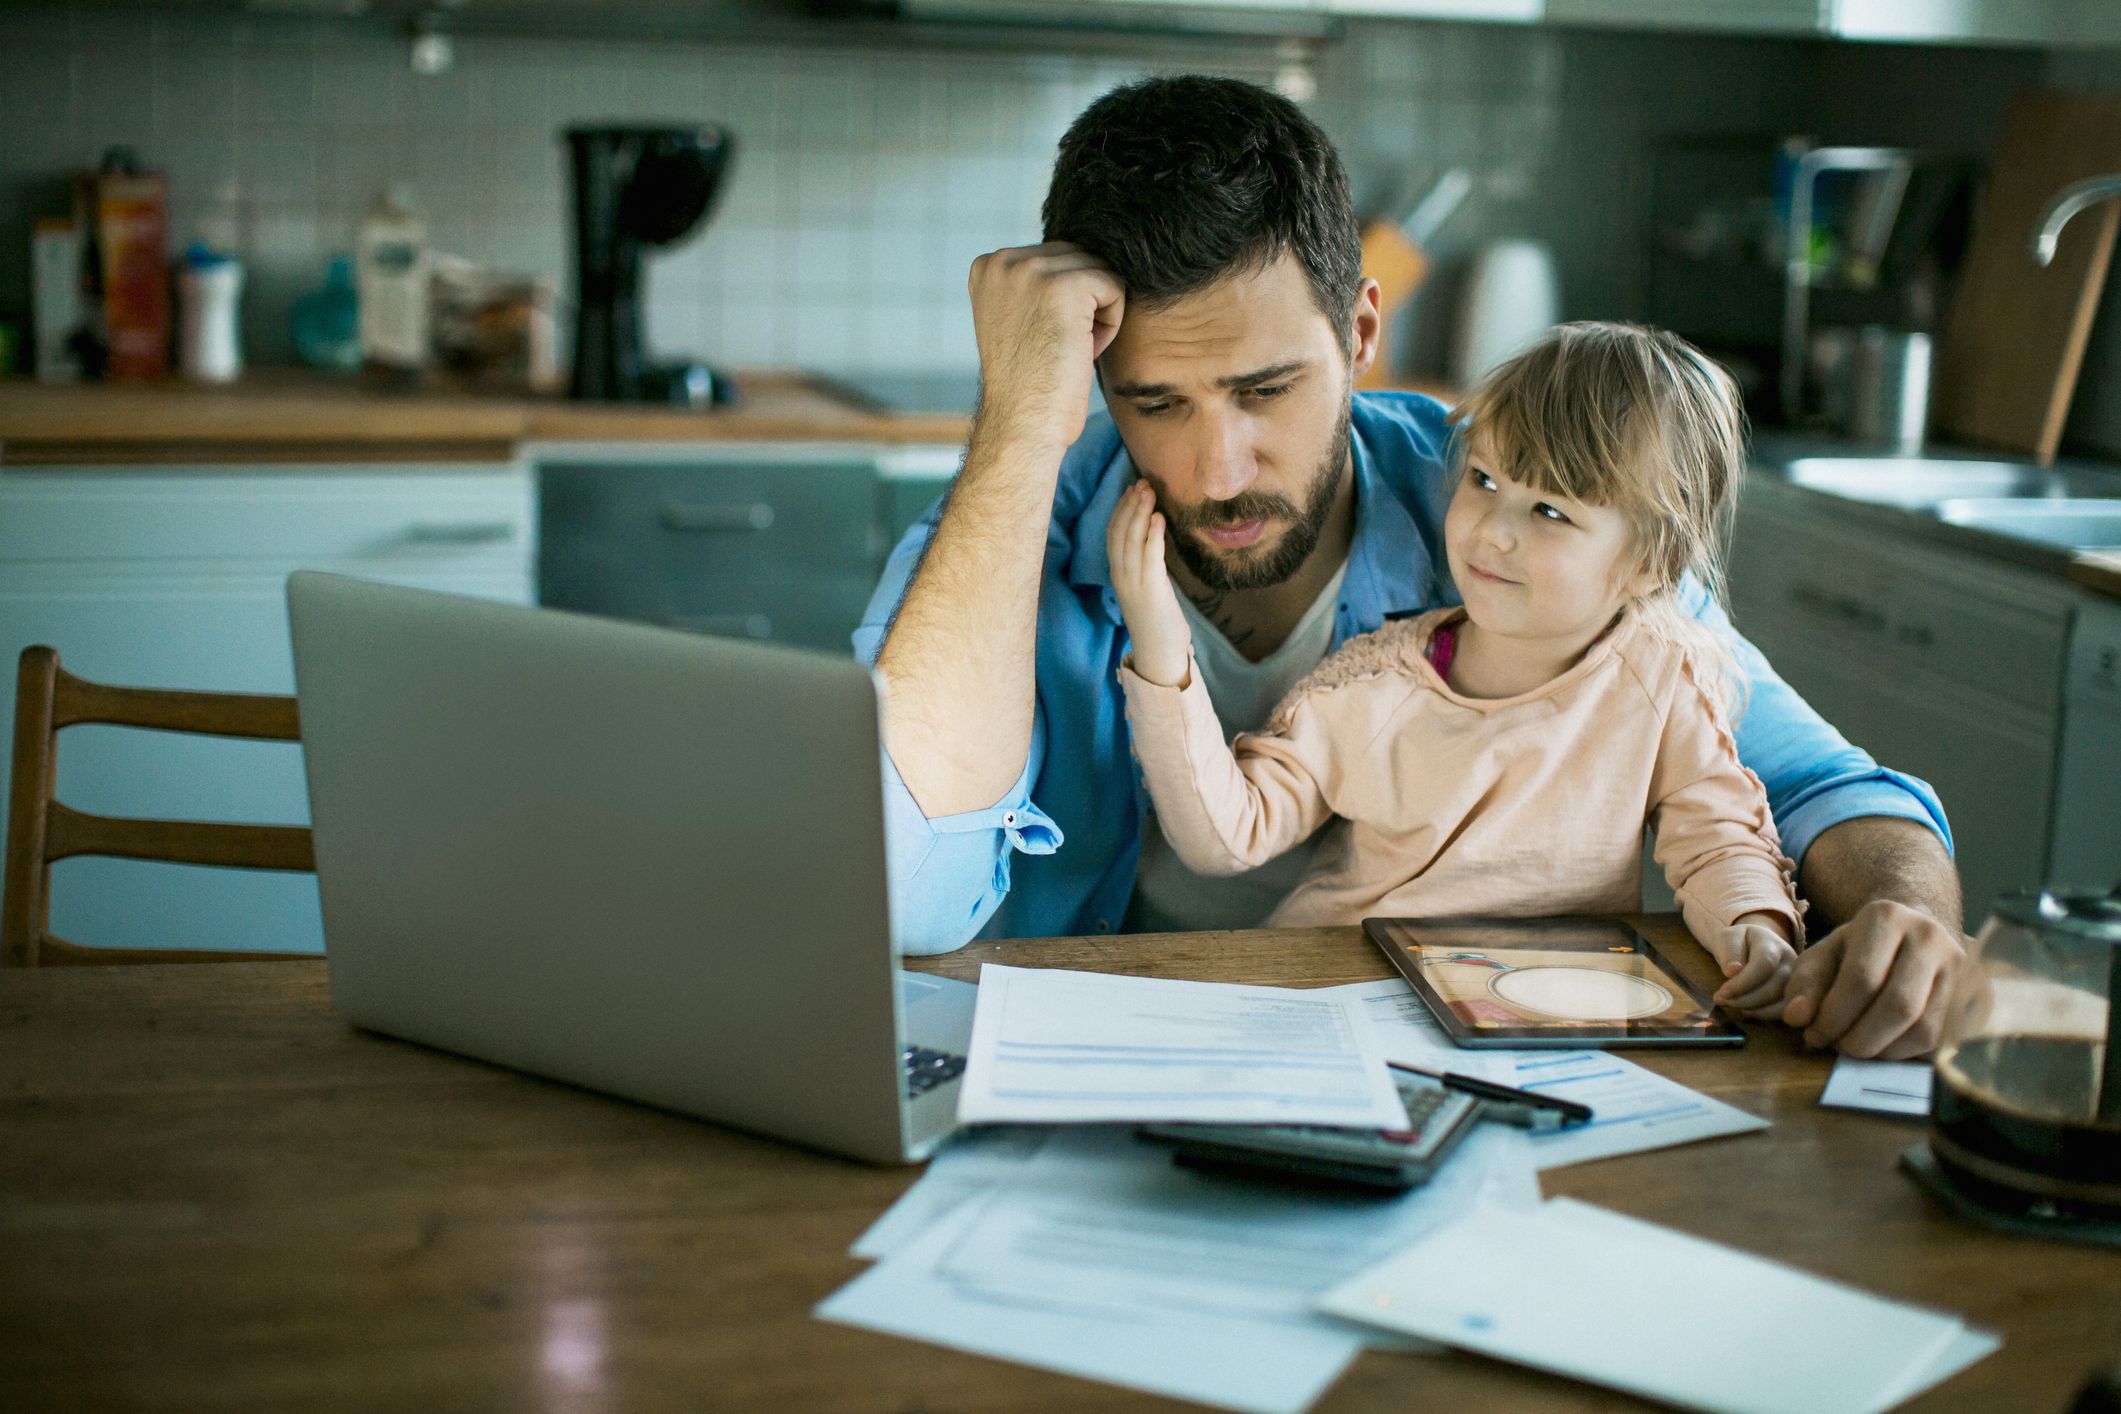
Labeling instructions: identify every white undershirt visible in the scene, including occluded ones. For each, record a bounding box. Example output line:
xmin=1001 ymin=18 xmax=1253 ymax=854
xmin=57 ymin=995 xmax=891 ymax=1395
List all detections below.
xmin=1125 ymin=560 xmax=1349 ymax=933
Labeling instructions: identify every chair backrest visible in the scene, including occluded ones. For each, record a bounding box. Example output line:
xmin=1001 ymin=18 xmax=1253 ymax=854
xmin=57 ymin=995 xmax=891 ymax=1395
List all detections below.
xmin=3 ymin=646 xmax=316 ymax=967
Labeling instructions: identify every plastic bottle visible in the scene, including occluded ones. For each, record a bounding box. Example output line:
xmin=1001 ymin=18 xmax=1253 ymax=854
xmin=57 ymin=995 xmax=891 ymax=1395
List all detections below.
xmin=178 ymin=242 xmax=244 ymax=383
xmin=30 ymin=217 xmax=84 ymax=383
xmin=291 ymin=256 xmax=361 ymax=371
xmin=356 ymin=187 xmax=428 ymax=379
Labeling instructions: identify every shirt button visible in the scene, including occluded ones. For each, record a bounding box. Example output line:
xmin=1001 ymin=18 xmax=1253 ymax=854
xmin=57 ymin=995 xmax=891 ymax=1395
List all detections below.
xmin=1095 ymin=919 xmax=1112 ymax=933
xmin=1003 ymin=812 xmax=1017 ymax=826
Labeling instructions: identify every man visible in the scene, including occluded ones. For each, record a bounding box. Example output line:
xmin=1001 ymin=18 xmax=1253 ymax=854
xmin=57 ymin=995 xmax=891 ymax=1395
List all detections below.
xmin=858 ymin=75 xmax=1965 ymax=1060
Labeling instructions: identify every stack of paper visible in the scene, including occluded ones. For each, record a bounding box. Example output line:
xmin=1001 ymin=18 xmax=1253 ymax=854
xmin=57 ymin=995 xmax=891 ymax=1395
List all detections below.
xmin=1318 ymin=1197 xmax=2000 ymax=1414
xmin=955 ymin=965 xmax=1411 ymax=1127
xmin=819 ymin=967 xmax=1818 ymax=1413
xmin=821 ymin=1123 xmax=1540 ymax=1414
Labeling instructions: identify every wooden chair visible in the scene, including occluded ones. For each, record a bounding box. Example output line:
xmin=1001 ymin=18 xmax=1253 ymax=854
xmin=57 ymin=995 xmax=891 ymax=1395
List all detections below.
xmin=3 ymin=646 xmax=316 ymax=967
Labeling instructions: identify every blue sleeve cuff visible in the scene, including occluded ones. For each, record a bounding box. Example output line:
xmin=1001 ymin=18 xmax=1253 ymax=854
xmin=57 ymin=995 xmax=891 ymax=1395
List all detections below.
xmin=876 ymin=730 xmax=1063 ymax=957
xmin=1772 ymin=768 xmax=1954 ymax=871
xmin=856 ymin=519 xmax=1064 ymax=954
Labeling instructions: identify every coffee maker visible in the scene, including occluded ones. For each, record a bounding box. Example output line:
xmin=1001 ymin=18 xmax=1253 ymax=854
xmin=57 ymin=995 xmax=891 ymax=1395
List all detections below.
xmin=1903 ymin=885 xmax=2121 ymax=1246
xmin=565 ymin=124 xmax=735 ymax=405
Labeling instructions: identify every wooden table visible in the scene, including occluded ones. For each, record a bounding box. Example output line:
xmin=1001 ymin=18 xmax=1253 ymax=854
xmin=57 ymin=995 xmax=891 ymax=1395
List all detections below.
xmin=3 ymin=921 xmax=2116 ymax=1412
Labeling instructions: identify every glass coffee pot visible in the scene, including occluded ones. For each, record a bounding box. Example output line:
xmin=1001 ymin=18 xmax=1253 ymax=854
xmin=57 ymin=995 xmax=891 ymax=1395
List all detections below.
xmin=1919 ymin=888 xmax=2121 ymax=1230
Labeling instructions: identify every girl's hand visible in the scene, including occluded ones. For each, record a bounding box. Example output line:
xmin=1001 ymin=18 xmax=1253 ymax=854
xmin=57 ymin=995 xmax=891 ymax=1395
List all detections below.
xmin=1106 ymin=482 xmax=1194 ymax=688
xmin=1709 ymin=914 xmax=1798 ymax=1020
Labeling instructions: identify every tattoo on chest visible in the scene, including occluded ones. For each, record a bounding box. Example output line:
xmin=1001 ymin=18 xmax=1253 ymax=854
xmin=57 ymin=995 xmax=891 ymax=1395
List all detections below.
xmin=1185 ymin=587 xmax=1255 ymax=652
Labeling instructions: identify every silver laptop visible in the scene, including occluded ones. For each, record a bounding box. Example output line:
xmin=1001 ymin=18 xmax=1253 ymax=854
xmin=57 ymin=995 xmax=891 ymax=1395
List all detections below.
xmin=286 ymin=571 xmax=973 ymax=1164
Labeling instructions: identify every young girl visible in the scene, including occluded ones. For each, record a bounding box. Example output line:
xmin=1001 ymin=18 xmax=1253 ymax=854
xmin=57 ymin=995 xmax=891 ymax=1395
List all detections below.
xmin=1108 ymin=321 xmax=1802 ymax=1017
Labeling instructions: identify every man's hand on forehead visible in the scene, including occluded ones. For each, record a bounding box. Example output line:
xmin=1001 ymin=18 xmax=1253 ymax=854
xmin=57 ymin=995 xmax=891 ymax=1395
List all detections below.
xmin=967 ymin=243 xmax=1127 ymax=455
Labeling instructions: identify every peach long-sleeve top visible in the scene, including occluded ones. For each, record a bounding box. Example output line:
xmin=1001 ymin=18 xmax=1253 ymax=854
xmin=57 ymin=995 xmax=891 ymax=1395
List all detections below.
xmin=1119 ymin=606 xmax=1804 ymax=946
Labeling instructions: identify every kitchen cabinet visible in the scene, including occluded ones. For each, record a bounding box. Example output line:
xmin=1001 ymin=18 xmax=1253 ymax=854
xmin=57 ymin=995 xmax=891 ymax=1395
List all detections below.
xmin=540 ymin=445 xmax=957 ymax=657
xmin=1728 ymin=477 xmax=2080 ymax=924
xmin=876 ymin=443 xmax=961 ymax=548
xmin=0 ymin=464 xmax=536 ymax=957
xmin=1543 ymin=0 xmax=1821 ymax=36
xmin=1324 ymin=0 xmax=1541 ymax=20
xmin=2050 ymin=593 xmax=2121 ymax=893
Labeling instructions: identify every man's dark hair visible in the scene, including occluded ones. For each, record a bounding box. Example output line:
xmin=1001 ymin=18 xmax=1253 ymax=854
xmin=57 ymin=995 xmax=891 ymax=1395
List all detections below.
xmin=1041 ymin=75 xmax=1363 ymax=337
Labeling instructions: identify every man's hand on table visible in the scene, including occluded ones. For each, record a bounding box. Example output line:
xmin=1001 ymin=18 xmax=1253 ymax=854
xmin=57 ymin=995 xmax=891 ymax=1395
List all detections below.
xmin=1780 ymin=900 xmax=1965 ymax=1060
xmin=1779 ymin=813 xmax=1968 ymax=1060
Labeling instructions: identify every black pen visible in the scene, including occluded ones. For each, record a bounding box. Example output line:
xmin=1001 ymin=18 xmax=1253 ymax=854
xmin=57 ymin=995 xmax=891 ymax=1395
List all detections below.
xmin=1388 ymin=1060 xmax=1594 ymax=1130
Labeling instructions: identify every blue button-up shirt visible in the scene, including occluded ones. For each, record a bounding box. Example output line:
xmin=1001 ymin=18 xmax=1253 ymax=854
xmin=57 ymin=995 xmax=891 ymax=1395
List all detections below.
xmin=854 ymin=391 xmax=1951 ymax=955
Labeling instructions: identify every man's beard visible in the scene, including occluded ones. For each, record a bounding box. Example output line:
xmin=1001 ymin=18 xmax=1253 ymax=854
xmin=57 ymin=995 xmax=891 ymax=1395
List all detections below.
xmin=1155 ymin=399 xmax=1352 ymax=594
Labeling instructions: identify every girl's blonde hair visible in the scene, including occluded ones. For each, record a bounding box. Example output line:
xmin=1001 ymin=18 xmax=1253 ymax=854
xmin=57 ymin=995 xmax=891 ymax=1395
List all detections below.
xmin=1446 ymin=320 xmax=1751 ymax=709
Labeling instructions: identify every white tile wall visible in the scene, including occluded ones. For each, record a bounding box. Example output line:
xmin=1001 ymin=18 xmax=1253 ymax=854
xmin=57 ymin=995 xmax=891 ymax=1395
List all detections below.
xmin=0 ymin=4 xmax=2063 ymax=379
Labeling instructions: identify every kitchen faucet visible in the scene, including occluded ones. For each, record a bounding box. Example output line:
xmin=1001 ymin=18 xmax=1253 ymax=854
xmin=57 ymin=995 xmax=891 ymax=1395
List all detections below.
xmin=2030 ymin=173 xmax=2121 ymax=265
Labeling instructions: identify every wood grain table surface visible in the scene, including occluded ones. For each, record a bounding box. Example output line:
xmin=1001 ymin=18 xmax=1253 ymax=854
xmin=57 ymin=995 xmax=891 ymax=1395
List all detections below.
xmin=2 ymin=919 xmax=2115 ymax=1413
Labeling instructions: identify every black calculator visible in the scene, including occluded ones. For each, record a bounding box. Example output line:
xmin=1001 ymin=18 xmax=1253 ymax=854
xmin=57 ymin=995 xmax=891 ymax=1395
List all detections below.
xmin=1137 ymin=1068 xmax=1484 ymax=1191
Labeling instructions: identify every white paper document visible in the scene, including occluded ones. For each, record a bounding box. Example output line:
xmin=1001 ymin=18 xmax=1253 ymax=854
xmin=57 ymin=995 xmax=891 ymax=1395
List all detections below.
xmin=1336 ymin=978 xmax=1768 ymax=1170
xmin=823 ymin=1195 xmax=1364 ymax=1414
xmin=955 ymin=965 xmax=1410 ymax=1127
xmin=1502 ymin=1049 xmax=1768 ymax=1169
xmin=1820 ymin=1057 xmax=1933 ymax=1118
xmin=830 ymin=1116 xmax=1546 ymax=1413
xmin=851 ymin=1124 xmax=1052 ymax=1261
xmin=1318 ymin=1197 xmax=2000 ymax=1414
xmin=932 ymin=1124 xmax=1539 ymax=1326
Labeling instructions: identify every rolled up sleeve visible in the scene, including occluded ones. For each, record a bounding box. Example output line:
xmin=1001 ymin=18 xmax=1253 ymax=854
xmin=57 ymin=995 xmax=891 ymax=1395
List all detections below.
xmin=854 ymin=524 xmax=1064 ymax=956
xmin=874 ymin=730 xmax=1062 ymax=955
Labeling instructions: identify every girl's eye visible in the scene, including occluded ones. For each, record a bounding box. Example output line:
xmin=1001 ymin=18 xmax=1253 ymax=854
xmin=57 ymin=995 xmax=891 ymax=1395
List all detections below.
xmin=1469 ymin=468 xmax=1496 ymax=490
xmin=1535 ymin=502 xmax=1574 ymax=525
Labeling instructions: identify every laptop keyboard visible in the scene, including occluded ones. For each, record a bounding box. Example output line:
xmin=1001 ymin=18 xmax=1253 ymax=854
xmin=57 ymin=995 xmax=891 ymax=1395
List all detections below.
xmin=903 ymin=1045 xmax=966 ymax=1099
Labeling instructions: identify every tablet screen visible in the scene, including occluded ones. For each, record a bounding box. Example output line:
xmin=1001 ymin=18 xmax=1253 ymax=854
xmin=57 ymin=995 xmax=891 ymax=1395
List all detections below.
xmin=1362 ymin=916 xmax=1746 ymax=1048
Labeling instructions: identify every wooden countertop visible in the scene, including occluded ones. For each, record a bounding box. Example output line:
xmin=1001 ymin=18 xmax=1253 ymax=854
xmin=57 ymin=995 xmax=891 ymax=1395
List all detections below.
xmin=0 ymin=371 xmax=1464 ymax=468
xmin=0 ymin=369 xmax=974 ymax=464
xmin=2072 ymin=550 xmax=2121 ymax=599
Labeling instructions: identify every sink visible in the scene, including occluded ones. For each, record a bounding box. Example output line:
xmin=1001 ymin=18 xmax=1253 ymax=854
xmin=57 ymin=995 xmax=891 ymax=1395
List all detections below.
xmin=1936 ymin=498 xmax=2121 ymax=550
xmin=1780 ymin=457 xmax=2079 ymax=508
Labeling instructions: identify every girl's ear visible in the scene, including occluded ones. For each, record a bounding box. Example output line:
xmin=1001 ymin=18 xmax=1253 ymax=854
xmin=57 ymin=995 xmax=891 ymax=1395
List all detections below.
xmin=1619 ymin=556 xmax=1667 ymax=602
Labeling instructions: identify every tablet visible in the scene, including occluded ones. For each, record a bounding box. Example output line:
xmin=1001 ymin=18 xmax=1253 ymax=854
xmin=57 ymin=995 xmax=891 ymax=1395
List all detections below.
xmin=1362 ymin=915 xmax=1746 ymax=1049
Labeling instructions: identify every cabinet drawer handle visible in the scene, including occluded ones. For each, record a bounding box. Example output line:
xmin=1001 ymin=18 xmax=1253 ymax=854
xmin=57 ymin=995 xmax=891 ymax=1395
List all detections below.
xmin=666 ymin=613 xmax=773 ymax=640
xmin=403 ymin=521 xmax=518 ymax=545
xmin=1790 ymin=584 xmax=1886 ymax=635
xmin=661 ymin=503 xmax=775 ymax=533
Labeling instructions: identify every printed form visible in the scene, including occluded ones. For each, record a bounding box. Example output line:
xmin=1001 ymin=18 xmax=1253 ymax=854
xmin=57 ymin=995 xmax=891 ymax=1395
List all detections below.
xmin=1336 ymin=977 xmax=1768 ymax=1169
xmin=955 ymin=965 xmax=1410 ymax=1127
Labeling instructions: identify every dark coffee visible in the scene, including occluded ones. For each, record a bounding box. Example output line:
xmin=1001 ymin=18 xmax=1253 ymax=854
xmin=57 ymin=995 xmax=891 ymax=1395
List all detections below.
xmin=1932 ymin=1034 xmax=2121 ymax=1214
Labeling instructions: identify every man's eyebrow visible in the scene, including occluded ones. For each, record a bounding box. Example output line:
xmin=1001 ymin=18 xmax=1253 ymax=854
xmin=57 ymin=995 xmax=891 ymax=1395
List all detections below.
xmin=1106 ymin=360 xmax=1311 ymax=400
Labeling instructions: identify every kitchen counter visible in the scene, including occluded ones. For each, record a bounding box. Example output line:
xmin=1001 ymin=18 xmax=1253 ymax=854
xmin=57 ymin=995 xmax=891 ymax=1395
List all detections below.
xmin=0 ymin=371 xmax=1465 ymax=468
xmin=1747 ymin=433 xmax=2121 ymax=602
xmin=0 ymin=369 xmax=974 ymax=464
xmin=2073 ymin=550 xmax=2121 ymax=599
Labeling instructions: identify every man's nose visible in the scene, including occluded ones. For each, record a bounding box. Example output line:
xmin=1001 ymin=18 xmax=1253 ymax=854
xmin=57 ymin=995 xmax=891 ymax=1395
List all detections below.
xmin=1193 ymin=407 xmax=1258 ymax=503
